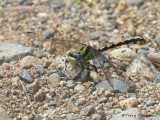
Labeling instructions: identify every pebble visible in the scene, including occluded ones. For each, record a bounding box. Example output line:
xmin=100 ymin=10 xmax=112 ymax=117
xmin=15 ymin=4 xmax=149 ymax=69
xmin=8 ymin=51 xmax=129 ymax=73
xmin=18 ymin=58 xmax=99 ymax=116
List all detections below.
xmin=19 ymin=56 xmax=43 ymax=69
xmin=119 ymin=98 xmax=139 ymax=109
xmin=147 ymin=52 xmax=160 ymax=64
xmin=47 ymin=73 xmax=60 ymax=88
xmin=48 ymin=101 xmax=56 ymax=107
xmin=127 ymin=25 xmax=136 ymax=36
xmin=0 ymin=43 xmax=32 ymax=65
xmin=156 ymin=35 xmax=160 ymax=46
xmin=27 ymin=82 xmax=38 ymax=94
xmin=146 ymin=100 xmax=156 ymax=106
xmin=0 ymin=71 xmax=3 ymax=78
xmin=34 ymin=90 xmax=45 ymax=102
xmin=85 ymin=105 xmax=95 ymax=116
xmin=98 ymin=97 xmax=108 ymax=103
xmin=109 ymin=48 xmax=137 ymax=59
xmin=110 ymin=108 xmax=143 ymax=120
xmin=78 ymin=97 xmax=86 ymax=105
xmin=137 ymin=49 xmax=149 ymax=56
xmin=66 ymin=80 xmax=76 ymax=88
xmin=80 ymin=69 xmax=90 ymax=82
xmin=35 ymin=65 xmax=46 ymax=75
xmin=42 ymin=29 xmax=55 ymax=39
xmin=74 ymin=84 xmax=85 ymax=91
xmin=95 ymin=80 xmax=112 ymax=91
xmin=88 ymin=31 xmax=102 ymax=40
xmin=112 ymin=79 xmax=129 ymax=92
xmin=49 ymin=89 xmax=56 ymax=97
xmin=125 ymin=0 xmax=144 ymax=7
xmin=90 ymin=71 xmax=100 ymax=83
xmin=19 ymin=69 xmax=33 ymax=83
xmin=127 ymin=54 xmax=160 ymax=82
xmin=0 ymin=107 xmax=11 ymax=120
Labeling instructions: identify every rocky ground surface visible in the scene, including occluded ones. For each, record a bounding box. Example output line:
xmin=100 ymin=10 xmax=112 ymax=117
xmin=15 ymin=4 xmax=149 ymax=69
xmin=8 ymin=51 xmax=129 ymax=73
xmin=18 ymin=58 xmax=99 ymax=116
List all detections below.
xmin=0 ymin=0 xmax=160 ymax=120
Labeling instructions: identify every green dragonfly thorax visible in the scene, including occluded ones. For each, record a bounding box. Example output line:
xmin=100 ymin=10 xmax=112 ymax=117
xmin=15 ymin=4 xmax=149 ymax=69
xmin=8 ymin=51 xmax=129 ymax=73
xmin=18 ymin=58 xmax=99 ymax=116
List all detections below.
xmin=68 ymin=46 xmax=97 ymax=63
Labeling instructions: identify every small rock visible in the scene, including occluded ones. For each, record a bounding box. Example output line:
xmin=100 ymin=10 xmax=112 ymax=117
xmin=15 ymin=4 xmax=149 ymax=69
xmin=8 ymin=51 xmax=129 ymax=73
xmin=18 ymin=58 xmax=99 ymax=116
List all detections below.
xmin=80 ymin=69 xmax=90 ymax=82
xmin=147 ymin=52 xmax=160 ymax=64
xmin=104 ymin=104 xmax=113 ymax=109
xmin=117 ymin=0 xmax=127 ymax=12
xmin=27 ymin=82 xmax=38 ymax=94
xmin=42 ymin=29 xmax=55 ymax=39
xmin=66 ymin=113 xmax=75 ymax=120
xmin=90 ymin=71 xmax=100 ymax=83
xmin=0 ymin=107 xmax=11 ymax=120
xmin=52 ymin=3 xmax=65 ymax=9
xmin=19 ymin=56 xmax=43 ymax=69
xmin=22 ymin=116 xmax=29 ymax=120
xmin=48 ymin=101 xmax=56 ymax=107
xmin=88 ymin=31 xmax=102 ymax=40
xmin=0 ymin=43 xmax=32 ymax=65
xmin=137 ymin=49 xmax=148 ymax=56
xmin=66 ymin=80 xmax=76 ymax=88
xmin=85 ymin=105 xmax=95 ymax=116
xmin=127 ymin=54 xmax=160 ymax=82
xmin=63 ymin=62 xmax=82 ymax=80
xmin=112 ymin=79 xmax=129 ymax=92
xmin=110 ymin=108 xmax=144 ymax=120
xmin=19 ymin=69 xmax=33 ymax=83
xmin=95 ymin=80 xmax=112 ymax=91
xmin=146 ymin=100 xmax=156 ymax=106
xmin=34 ymin=90 xmax=45 ymax=102
xmin=0 ymin=71 xmax=3 ymax=78
xmin=156 ymin=35 xmax=160 ymax=46
xmin=127 ymin=25 xmax=136 ymax=36
xmin=156 ymin=103 xmax=160 ymax=114
xmin=74 ymin=84 xmax=85 ymax=91
xmin=98 ymin=97 xmax=108 ymax=103
xmin=109 ymin=48 xmax=137 ymax=59
xmin=120 ymin=98 xmax=139 ymax=109
xmin=78 ymin=97 xmax=86 ymax=105
xmin=125 ymin=0 xmax=144 ymax=7
xmin=35 ymin=65 xmax=45 ymax=75
xmin=47 ymin=73 xmax=60 ymax=88
xmin=83 ymin=82 xmax=91 ymax=88
xmin=49 ymin=89 xmax=56 ymax=97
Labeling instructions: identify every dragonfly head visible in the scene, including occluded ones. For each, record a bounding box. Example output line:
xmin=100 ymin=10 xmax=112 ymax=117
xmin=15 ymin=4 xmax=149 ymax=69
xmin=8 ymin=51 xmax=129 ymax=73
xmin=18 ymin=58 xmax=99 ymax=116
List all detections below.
xmin=68 ymin=52 xmax=84 ymax=63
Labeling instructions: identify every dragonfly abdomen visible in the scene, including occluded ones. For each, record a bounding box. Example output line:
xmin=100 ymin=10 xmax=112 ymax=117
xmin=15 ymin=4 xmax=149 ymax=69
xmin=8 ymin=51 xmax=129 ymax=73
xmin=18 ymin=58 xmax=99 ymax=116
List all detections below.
xmin=98 ymin=37 xmax=146 ymax=52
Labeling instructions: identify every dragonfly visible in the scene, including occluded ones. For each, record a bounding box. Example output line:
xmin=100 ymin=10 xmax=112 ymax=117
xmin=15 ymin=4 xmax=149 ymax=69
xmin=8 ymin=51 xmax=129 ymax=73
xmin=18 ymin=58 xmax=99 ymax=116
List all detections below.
xmin=52 ymin=26 xmax=147 ymax=87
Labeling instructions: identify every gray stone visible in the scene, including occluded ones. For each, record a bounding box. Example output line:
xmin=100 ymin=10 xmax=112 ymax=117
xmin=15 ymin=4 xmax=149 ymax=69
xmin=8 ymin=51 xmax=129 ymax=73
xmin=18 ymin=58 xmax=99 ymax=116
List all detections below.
xmin=95 ymin=80 xmax=112 ymax=91
xmin=74 ymin=84 xmax=85 ymax=91
xmin=62 ymin=62 xmax=82 ymax=80
xmin=146 ymin=115 xmax=160 ymax=120
xmin=98 ymin=97 xmax=108 ymax=103
xmin=66 ymin=80 xmax=76 ymax=88
xmin=47 ymin=73 xmax=60 ymax=88
xmin=85 ymin=105 xmax=95 ymax=116
xmin=42 ymin=29 xmax=55 ymax=39
xmin=0 ymin=107 xmax=11 ymax=120
xmin=88 ymin=31 xmax=102 ymax=40
xmin=137 ymin=49 xmax=148 ymax=56
xmin=110 ymin=108 xmax=144 ymax=120
xmin=104 ymin=22 xmax=117 ymax=31
xmin=19 ymin=69 xmax=33 ymax=83
xmin=123 ymin=33 xmax=132 ymax=40
xmin=125 ymin=0 xmax=144 ymax=7
xmin=66 ymin=113 xmax=75 ymax=120
xmin=34 ymin=90 xmax=45 ymax=102
xmin=146 ymin=100 xmax=156 ymax=106
xmin=49 ymin=89 xmax=56 ymax=97
xmin=0 ymin=43 xmax=32 ymax=65
xmin=127 ymin=54 xmax=160 ymax=82
xmin=80 ymin=69 xmax=90 ymax=82
xmin=48 ymin=101 xmax=56 ymax=107
xmin=104 ymin=104 xmax=113 ymax=109
xmin=112 ymin=79 xmax=129 ymax=92
xmin=27 ymin=82 xmax=38 ymax=94
xmin=35 ymin=65 xmax=46 ymax=75
xmin=156 ymin=35 xmax=160 ymax=46
xmin=109 ymin=48 xmax=137 ymax=59
xmin=0 ymin=71 xmax=3 ymax=78
xmin=52 ymin=3 xmax=65 ymax=9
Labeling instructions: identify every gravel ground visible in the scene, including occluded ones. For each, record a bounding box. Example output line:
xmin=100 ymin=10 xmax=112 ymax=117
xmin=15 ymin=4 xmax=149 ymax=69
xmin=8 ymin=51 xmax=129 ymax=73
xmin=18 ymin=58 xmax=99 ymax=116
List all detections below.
xmin=0 ymin=0 xmax=160 ymax=120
